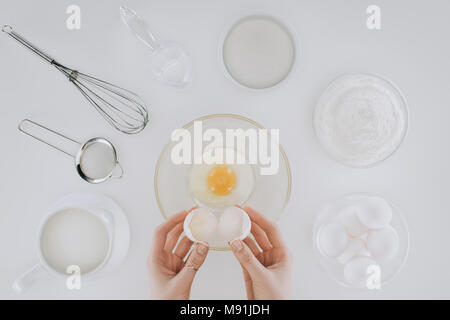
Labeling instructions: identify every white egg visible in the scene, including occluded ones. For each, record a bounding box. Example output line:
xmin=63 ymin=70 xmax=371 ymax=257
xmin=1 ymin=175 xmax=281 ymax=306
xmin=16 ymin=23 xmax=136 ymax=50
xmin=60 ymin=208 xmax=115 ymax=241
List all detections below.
xmin=338 ymin=206 xmax=368 ymax=237
xmin=356 ymin=196 xmax=393 ymax=229
xmin=218 ymin=206 xmax=251 ymax=242
xmin=344 ymin=256 xmax=379 ymax=288
xmin=188 ymin=148 xmax=254 ymax=210
xmin=366 ymin=225 xmax=399 ymax=261
xmin=336 ymin=238 xmax=370 ymax=264
xmin=183 ymin=208 xmax=218 ymax=243
xmin=317 ymin=222 xmax=348 ymax=257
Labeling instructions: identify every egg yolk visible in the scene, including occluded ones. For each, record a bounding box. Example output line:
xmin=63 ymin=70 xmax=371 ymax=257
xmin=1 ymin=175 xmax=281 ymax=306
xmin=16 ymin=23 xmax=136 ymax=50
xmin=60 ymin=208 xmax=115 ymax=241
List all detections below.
xmin=207 ymin=166 xmax=236 ymax=196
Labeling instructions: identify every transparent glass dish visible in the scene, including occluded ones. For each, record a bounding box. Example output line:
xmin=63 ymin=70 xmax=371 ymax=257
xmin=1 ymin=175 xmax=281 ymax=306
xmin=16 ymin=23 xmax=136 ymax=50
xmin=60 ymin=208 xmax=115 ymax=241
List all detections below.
xmin=120 ymin=6 xmax=191 ymax=87
xmin=154 ymin=114 xmax=292 ymax=250
xmin=313 ymin=193 xmax=410 ymax=289
xmin=218 ymin=13 xmax=299 ymax=92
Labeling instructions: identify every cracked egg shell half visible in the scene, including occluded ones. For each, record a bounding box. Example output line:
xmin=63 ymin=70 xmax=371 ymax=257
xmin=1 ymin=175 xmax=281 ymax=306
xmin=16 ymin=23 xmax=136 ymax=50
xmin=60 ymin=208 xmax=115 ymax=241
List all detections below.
xmin=183 ymin=207 xmax=218 ymax=244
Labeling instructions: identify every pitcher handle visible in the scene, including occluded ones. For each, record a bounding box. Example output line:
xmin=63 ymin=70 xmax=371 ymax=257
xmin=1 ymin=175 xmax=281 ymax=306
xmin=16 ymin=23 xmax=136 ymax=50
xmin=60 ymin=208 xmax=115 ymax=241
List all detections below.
xmin=12 ymin=262 xmax=48 ymax=294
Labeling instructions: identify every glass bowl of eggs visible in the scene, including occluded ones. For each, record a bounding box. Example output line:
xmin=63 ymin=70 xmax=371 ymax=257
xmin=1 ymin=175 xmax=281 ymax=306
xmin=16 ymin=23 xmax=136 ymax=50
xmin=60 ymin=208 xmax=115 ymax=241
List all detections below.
xmin=313 ymin=193 xmax=409 ymax=289
xmin=154 ymin=114 xmax=292 ymax=250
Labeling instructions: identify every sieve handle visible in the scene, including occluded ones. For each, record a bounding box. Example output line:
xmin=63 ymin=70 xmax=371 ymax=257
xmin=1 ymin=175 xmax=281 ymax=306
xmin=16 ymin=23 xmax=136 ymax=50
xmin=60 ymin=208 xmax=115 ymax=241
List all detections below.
xmin=18 ymin=119 xmax=81 ymax=158
xmin=2 ymin=25 xmax=56 ymax=64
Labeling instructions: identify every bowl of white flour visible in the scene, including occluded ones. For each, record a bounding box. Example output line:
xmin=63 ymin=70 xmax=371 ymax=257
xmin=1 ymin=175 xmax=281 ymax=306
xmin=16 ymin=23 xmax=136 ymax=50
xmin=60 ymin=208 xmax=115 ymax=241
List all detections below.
xmin=314 ymin=73 xmax=408 ymax=167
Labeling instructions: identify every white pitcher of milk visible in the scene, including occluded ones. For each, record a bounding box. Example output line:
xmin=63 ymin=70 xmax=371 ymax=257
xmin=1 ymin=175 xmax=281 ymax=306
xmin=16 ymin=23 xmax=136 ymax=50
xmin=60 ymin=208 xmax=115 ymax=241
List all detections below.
xmin=13 ymin=193 xmax=130 ymax=294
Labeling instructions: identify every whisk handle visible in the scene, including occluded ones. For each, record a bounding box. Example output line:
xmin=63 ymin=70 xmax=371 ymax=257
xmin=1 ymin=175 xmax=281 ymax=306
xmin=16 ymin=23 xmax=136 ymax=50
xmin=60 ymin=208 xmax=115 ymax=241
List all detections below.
xmin=2 ymin=25 xmax=55 ymax=64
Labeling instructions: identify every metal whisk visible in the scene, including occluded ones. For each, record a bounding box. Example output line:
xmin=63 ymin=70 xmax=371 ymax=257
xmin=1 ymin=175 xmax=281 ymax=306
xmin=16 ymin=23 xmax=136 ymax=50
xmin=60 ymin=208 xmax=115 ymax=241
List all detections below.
xmin=2 ymin=25 xmax=149 ymax=134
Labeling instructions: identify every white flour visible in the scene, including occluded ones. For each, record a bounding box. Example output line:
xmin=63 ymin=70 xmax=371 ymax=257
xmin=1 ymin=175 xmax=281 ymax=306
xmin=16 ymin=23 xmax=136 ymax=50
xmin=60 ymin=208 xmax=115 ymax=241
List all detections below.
xmin=314 ymin=74 xmax=408 ymax=167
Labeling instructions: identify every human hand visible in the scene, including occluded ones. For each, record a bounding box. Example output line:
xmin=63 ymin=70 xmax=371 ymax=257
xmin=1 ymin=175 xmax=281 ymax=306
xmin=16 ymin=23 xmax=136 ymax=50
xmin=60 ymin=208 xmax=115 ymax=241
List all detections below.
xmin=230 ymin=206 xmax=292 ymax=300
xmin=147 ymin=208 xmax=209 ymax=300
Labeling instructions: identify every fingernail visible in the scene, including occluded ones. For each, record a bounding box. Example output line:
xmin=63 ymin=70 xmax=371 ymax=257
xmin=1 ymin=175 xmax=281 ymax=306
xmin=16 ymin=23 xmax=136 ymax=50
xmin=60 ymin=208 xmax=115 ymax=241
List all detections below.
xmin=196 ymin=244 xmax=207 ymax=255
xmin=230 ymin=240 xmax=243 ymax=252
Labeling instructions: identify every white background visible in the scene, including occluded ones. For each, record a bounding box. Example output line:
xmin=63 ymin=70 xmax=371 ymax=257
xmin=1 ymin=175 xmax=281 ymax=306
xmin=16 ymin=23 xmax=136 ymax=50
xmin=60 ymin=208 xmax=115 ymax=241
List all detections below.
xmin=1 ymin=0 xmax=449 ymax=299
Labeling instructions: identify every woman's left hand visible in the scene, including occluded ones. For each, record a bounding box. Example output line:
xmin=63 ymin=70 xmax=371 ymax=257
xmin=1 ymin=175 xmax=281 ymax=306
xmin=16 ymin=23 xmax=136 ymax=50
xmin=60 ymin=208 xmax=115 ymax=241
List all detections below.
xmin=147 ymin=208 xmax=209 ymax=300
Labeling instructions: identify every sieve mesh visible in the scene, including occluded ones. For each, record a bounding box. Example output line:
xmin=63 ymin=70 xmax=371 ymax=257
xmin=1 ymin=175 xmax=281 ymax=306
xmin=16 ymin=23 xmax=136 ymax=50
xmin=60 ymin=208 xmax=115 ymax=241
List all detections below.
xmin=79 ymin=141 xmax=116 ymax=180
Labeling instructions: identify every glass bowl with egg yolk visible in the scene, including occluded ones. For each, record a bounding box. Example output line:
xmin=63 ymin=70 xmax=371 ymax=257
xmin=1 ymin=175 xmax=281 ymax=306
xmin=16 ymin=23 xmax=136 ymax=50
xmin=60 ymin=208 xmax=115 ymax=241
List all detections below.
xmin=154 ymin=114 xmax=292 ymax=250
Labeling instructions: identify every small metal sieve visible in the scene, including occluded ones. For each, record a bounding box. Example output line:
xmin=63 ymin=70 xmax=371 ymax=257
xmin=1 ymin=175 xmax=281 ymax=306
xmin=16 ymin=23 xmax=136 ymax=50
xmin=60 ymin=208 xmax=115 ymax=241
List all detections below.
xmin=19 ymin=119 xmax=123 ymax=184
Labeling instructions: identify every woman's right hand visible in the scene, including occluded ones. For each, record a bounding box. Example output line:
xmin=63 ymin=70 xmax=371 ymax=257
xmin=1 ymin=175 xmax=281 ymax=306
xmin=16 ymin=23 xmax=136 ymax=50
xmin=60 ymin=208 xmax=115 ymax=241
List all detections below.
xmin=230 ymin=206 xmax=292 ymax=300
